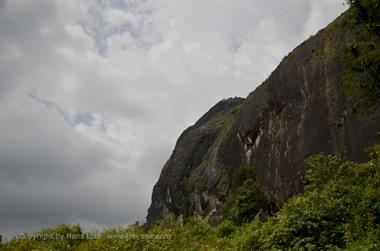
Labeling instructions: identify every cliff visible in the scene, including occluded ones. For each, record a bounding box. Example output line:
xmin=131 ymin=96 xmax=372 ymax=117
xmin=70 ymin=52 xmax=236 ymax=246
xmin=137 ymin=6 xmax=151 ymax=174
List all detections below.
xmin=146 ymin=10 xmax=380 ymax=226
xmin=147 ymin=97 xmax=245 ymax=225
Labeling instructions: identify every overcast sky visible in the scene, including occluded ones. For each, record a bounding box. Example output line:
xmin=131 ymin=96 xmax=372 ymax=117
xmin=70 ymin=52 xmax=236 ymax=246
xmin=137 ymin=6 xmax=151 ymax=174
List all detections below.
xmin=0 ymin=0 xmax=347 ymax=239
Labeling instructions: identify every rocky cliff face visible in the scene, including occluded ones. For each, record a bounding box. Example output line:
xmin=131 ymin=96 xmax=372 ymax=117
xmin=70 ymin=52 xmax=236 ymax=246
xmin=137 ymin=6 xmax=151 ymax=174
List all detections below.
xmin=146 ymin=11 xmax=380 ymax=226
xmin=147 ymin=97 xmax=245 ymax=225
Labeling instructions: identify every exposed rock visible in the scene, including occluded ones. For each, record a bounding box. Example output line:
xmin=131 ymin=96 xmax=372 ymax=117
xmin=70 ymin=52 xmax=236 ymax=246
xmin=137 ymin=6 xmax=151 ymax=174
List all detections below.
xmin=146 ymin=11 xmax=380 ymax=226
xmin=146 ymin=97 xmax=244 ymax=225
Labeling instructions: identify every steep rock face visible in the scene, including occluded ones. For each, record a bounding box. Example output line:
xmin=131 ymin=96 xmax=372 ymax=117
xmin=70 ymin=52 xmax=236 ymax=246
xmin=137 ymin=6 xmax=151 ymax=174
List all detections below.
xmin=147 ymin=98 xmax=244 ymax=225
xmin=218 ymin=19 xmax=380 ymax=207
xmin=147 ymin=12 xmax=380 ymax=225
xmin=218 ymin=13 xmax=380 ymax=206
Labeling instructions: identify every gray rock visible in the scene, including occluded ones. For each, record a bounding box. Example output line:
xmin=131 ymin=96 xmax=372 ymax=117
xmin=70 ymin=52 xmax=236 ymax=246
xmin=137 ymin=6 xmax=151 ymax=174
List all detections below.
xmin=146 ymin=11 xmax=380 ymax=226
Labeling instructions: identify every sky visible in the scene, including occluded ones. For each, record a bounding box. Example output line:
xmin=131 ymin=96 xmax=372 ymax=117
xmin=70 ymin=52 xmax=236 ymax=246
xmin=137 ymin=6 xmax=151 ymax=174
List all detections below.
xmin=0 ymin=0 xmax=347 ymax=239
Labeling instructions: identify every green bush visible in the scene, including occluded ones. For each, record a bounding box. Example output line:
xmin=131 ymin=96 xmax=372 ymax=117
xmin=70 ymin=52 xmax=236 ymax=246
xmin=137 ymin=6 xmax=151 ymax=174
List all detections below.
xmin=216 ymin=220 xmax=236 ymax=238
xmin=239 ymin=143 xmax=380 ymax=250
xmin=223 ymin=165 xmax=270 ymax=225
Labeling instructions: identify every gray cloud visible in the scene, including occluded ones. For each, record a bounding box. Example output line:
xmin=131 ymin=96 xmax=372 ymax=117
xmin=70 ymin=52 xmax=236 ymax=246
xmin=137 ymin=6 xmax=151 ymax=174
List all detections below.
xmin=0 ymin=0 xmax=346 ymax=239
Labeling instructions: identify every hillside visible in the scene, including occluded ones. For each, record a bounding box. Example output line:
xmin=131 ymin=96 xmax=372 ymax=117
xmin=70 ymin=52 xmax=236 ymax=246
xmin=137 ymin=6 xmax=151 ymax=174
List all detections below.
xmin=146 ymin=4 xmax=380 ymax=227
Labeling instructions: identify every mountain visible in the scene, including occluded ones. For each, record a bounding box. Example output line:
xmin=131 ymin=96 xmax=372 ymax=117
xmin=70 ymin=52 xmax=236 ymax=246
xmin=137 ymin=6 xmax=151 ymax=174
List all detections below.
xmin=147 ymin=9 xmax=380 ymax=226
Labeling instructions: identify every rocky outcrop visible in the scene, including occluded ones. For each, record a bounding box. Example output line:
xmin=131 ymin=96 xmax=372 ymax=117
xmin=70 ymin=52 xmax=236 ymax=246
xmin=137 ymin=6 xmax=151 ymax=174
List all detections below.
xmin=146 ymin=97 xmax=244 ymax=225
xmin=146 ymin=11 xmax=380 ymax=226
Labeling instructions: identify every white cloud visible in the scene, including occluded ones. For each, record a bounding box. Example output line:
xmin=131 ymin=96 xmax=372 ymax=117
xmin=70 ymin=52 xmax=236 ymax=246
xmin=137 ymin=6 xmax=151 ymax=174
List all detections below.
xmin=303 ymin=0 xmax=347 ymax=37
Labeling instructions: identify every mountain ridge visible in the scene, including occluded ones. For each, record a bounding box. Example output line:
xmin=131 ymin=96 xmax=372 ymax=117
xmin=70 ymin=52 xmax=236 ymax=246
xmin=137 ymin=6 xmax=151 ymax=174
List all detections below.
xmin=146 ymin=8 xmax=380 ymax=226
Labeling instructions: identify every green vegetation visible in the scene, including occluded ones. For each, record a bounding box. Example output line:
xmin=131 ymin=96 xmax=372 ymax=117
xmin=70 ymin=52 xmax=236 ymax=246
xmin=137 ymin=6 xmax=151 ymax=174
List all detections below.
xmin=223 ymin=165 xmax=270 ymax=225
xmin=202 ymin=102 xmax=242 ymax=132
xmin=342 ymin=0 xmax=380 ymax=114
xmin=2 ymin=143 xmax=379 ymax=250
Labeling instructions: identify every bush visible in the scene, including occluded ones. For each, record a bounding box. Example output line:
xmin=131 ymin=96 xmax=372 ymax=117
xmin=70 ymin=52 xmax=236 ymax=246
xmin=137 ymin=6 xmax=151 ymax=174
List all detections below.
xmin=223 ymin=165 xmax=270 ymax=225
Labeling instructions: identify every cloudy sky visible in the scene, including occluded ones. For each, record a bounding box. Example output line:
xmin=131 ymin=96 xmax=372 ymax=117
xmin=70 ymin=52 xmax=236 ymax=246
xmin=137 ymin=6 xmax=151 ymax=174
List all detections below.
xmin=0 ymin=0 xmax=347 ymax=238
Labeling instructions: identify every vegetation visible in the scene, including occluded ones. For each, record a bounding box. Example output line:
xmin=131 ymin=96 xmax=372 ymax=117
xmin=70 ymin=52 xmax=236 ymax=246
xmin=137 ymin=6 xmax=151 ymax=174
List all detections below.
xmin=2 ymin=143 xmax=379 ymax=250
xmin=223 ymin=165 xmax=270 ymax=225
xmin=342 ymin=0 xmax=380 ymax=114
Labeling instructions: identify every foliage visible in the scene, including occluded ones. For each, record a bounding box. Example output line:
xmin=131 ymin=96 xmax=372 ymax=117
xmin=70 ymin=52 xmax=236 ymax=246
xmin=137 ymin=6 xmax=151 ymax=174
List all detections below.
xmin=347 ymin=0 xmax=380 ymax=34
xmin=1 ymin=144 xmax=380 ymax=250
xmin=216 ymin=220 xmax=236 ymax=238
xmin=342 ymin=0 xmax=380 ymax=114
xmin=223 ymin=165 xmax=270 ymax=225
xmin=239 ymin=143 xmax=380 ymax=250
